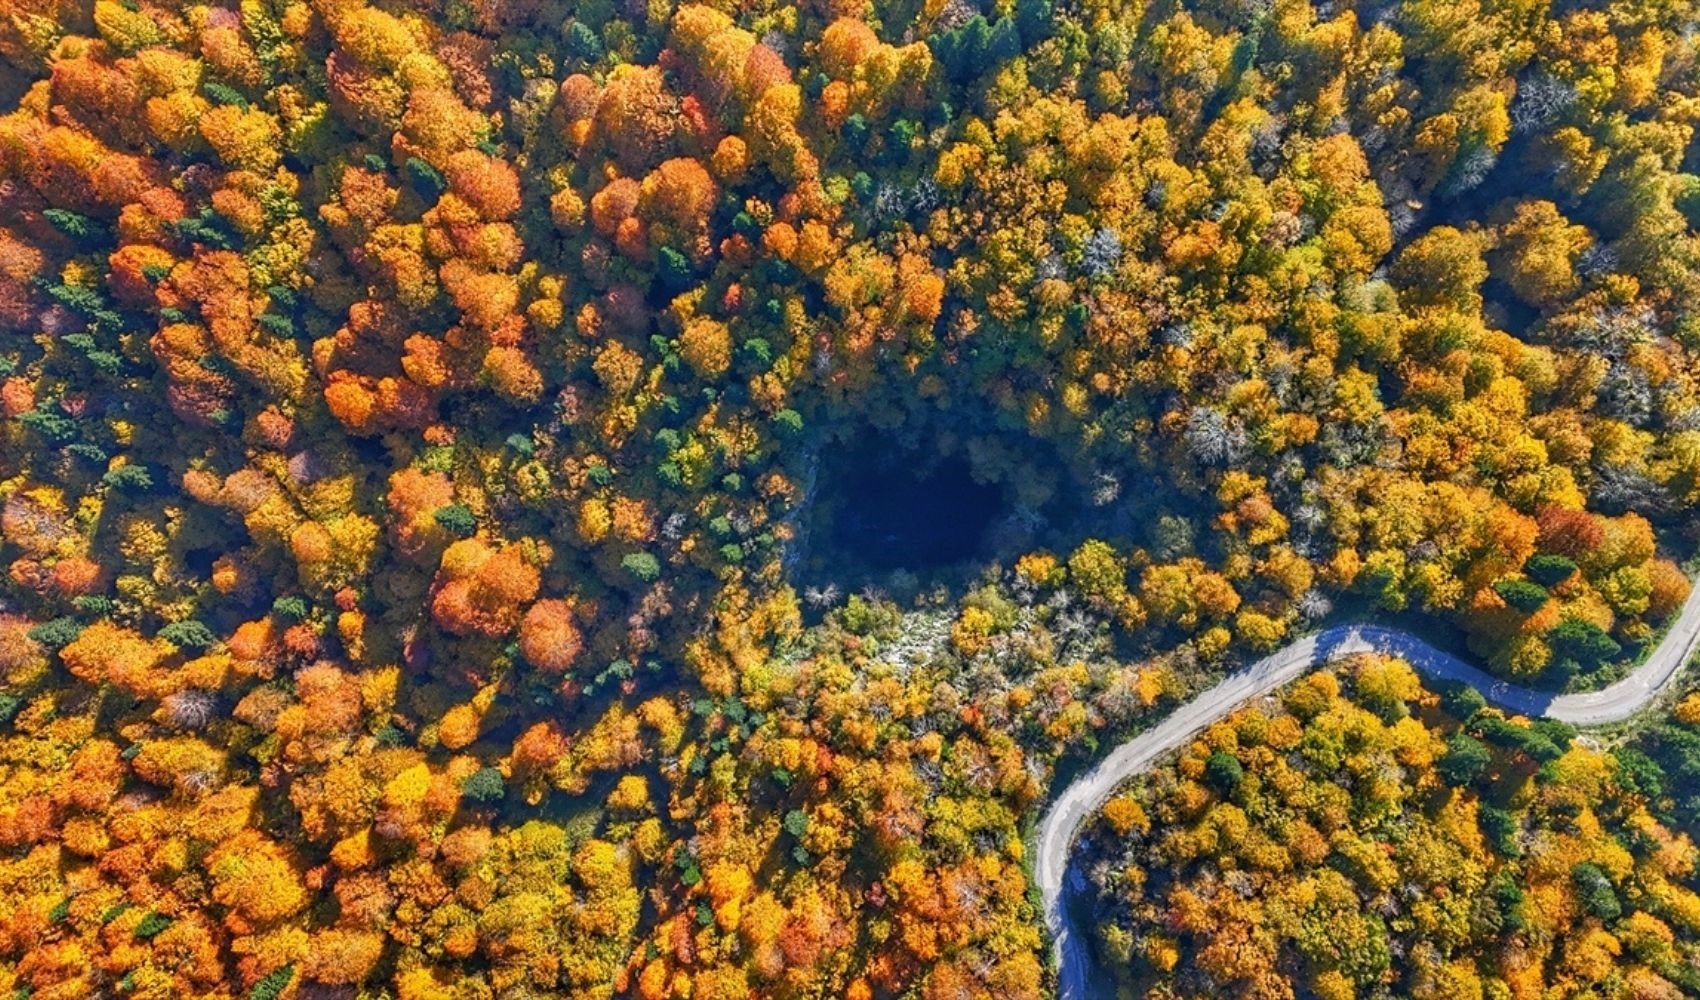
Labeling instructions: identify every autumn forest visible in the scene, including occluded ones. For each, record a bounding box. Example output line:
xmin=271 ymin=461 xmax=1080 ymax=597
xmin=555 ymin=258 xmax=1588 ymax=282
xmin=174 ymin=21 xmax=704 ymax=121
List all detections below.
xmin=4 ymin=0 xmax=1700 ymax=993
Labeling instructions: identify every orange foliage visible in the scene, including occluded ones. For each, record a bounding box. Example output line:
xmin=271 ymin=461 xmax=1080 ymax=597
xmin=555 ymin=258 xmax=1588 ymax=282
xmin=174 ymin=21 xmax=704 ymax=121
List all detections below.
xmin=520 ymin=599 xmax=584 ymax=673
xmin=431 ymin=540 xmax=542 ymax=637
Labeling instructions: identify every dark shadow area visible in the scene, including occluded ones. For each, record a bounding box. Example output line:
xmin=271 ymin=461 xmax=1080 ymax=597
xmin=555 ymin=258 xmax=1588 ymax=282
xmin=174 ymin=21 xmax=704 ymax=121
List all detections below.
xmin=790 ymin=416 xmax=1193 ymax=613
xmin=791 ymin=424 xmax=1069 ymax=606
xmin=829 ymin=447 xmax=1003 ymax=570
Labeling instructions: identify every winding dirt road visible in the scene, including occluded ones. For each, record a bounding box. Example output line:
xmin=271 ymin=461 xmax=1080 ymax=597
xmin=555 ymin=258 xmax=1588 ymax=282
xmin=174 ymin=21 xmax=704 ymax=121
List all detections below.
xmin=1036 ymin=577 xmax=1700 ymax=999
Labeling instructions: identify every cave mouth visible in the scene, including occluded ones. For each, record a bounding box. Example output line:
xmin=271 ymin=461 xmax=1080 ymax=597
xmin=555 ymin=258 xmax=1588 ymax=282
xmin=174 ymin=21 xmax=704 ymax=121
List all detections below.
xmin=790 ymin=425 xmax=1057 ymax=605
xmin=829 ymin=447 xmax=1004 ymax=572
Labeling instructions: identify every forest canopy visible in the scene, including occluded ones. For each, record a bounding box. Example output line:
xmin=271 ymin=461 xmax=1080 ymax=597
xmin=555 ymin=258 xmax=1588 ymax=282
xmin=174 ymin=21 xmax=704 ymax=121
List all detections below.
xmin=3 ymin=0 xmax=1700 ymax=992
xmin=1077 ymin=656 xmax=1700 ymax=998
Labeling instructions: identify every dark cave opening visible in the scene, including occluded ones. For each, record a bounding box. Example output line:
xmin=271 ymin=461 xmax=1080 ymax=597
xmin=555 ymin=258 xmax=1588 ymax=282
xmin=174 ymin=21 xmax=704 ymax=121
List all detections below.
xmin=789 ymin=424 xmax=1064 ymax=608
xmin=790 ymin=417 xmax=1161 ymax=610
xmin=827 ymin=446 xmax=1005 ymax=571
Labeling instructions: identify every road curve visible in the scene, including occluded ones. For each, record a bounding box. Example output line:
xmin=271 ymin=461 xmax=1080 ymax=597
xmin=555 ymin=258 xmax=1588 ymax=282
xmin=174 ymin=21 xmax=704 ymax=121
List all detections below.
xmin=1037 ymin=576 xmax=1700 ymax=1000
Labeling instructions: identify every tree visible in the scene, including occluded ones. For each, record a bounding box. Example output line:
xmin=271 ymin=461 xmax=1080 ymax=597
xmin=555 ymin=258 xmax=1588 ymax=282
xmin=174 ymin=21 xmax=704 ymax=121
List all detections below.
xmin=434 ymin=504 xmax=478 ymax=537
xmin=1492 ymin=578 xmax=1548 ymax=613
xmin=1525 ymin=554 xmax=1578 ymax=587
xmin=1493 ymin=200 xmax=1590 ymax=307
xmin=520 ymin=599 xmax=584 ymax=673
xmin=464 ymin=767 xmax=506 ymax=804
xmin=1438 ymin=732 xmax=1492 ymax=786
xmin=1068 ymin=539 xmax=1127 ymax=604
xmin=1204 ymin=751 xmax=1244 ymax=794
xmin=594 ymin=65 xmax=679 ymax=172
xmin=622 ymin=552 xmax=661 ymax=583
xmin=1547 ymin=618 xmax=1620 ymax=674
xmin=1572 ymin=862 xmax=1622 ymax=921
xmin=1391 ymin=226 xmax=1490 ymax=314
xmin=431 ymin=541 xmax=542 ymax=638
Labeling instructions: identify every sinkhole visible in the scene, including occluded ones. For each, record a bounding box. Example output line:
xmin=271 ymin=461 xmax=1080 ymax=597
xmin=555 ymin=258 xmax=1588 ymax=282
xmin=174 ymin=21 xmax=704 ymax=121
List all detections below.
xmin=791 ymin=426 xmax=1081 ymax=603
xmin=829 ymin=449 xmax=1004 ymax=571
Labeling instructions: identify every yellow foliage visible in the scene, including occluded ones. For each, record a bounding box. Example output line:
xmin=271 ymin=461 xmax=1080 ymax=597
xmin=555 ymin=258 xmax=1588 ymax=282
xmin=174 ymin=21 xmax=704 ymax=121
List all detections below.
xmin=199 ymin=104 xmax=282 ymax=173
xmin=208 ymin=831 xmax=308 ymax=925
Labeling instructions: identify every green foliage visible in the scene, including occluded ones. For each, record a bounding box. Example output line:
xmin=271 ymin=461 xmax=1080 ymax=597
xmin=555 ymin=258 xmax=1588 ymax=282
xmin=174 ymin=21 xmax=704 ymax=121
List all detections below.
xmin=675 ymin=851 xmax=701 ymax=887
xmin=202 ymin=81 xmax=250 ymax=108
xmin=28 ymin=617 xmax=84 ymax=651
xmin=1613 ymin=746 xmax=1665 ymax=800
xmin=462 ymin=767 xmax=506 ymax=803
xmin=656 ymin=246 xmax=692 ymax=295
xmin=564 ymin=21 xmax=603 ymax=60
xmin=101 ymin=464 xmax=156 ymax=493
xmin=1548 ymin=618 xmax=1621 ymax=673
xmin=1525 ymin=554 xmax=1579 ymax=587
xmin=255 ymin=312 xmax=294 ymax=337
xmin=248 ymin=965 xmax=294 ymax=1000
xmin=1438 ymin=731 xmax=1492 ymax=786
xmin=159 ymin=620 xmax=217 ymax=651
xmin=43 ymin=209 xmax=101 ymax=242
xmin=620 ymin=551 xmax=660 ymax=582
xmin=170 ymin=209 xmax=236 ymax=249
xmin=1485 ymin=870 xmax=1526 ymax=931
xmin=434 ymin=504 xmax=478 ymax=537
xmin=19 ymin=408 xmax=77 ymax=444
xmin=1571 ymin=862 xmax=1622 ymax=921
xmin=132 ymin=912 xmax=172 ymax=939
xmin=1475 ymin=714 xmax=1571 ymax=763
xmin=1492 ymin=578 xmax=1549 ymax=613
xmin=270 ymin=595 xmax=309 ymax=622
xmin=1437 ymin=680 xmax=1488 ymax=721
xmin=1203 ymin=751 xmax=1244 ymax=793
xmin=929 ymin=16 xmax=1022 ymax=84
xmin=405 ymin=156 xmax=445 ymax=197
